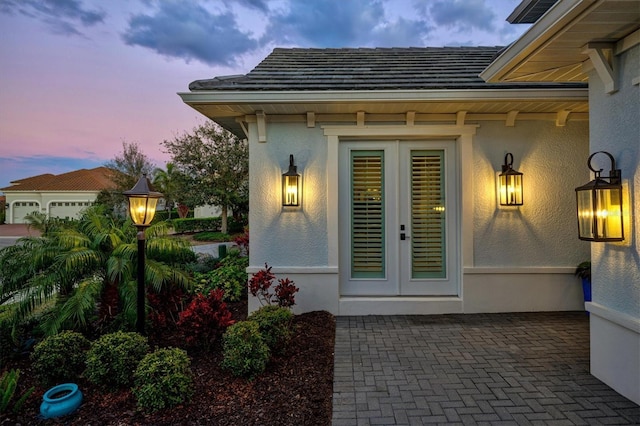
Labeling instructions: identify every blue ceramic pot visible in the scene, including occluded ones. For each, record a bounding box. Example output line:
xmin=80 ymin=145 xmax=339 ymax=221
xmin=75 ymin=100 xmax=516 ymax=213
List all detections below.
xmin=40 ymin=383 xmax=83 ymax=419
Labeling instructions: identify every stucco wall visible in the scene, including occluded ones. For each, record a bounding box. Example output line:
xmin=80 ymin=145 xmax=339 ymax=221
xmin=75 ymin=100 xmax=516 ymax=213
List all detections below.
xmin=588 ymin=44 xmax=640 ymax=318
xmin=472 ymin=120 xmax=590 ymax=267
xmin=249 ymin=122 xmax=328 ymax=268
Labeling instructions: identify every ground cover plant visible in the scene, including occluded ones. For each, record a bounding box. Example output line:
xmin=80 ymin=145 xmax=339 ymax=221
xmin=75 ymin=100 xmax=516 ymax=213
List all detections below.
xmin=0 ymin=219 xmax=335 ymax=425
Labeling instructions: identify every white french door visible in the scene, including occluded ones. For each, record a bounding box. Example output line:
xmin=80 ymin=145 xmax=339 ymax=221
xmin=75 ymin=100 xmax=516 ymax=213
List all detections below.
xmin=339 ymin=140 xmax=459 ymax=296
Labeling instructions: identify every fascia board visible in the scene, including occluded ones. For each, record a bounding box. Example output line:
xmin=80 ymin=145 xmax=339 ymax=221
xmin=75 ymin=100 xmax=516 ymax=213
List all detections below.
xmin=178 ymin=88 xmax=587 ymax=106
xmin=480 ymin=0 xmax=595 ymax=82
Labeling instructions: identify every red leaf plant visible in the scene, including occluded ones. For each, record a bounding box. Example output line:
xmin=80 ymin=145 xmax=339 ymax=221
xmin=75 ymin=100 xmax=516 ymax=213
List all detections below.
xmin=177 ymin=289 xmax=234 ymax=349
xmin=248 ymin=264 xmax=299 ymax=308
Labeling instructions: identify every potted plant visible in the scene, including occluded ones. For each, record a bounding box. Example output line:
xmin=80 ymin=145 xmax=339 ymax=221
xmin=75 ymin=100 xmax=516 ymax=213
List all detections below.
xmin=575 ymin=261 xmax=592 ymax=304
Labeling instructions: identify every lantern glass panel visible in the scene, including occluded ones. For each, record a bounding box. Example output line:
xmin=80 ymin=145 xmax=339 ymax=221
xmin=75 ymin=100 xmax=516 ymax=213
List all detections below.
xmin=283 ymin=175 xmax=300 ymax=206
xmin=128 ymin=197 xmax=158 ymax=226
xmin=499 ymin=173 xmax=523 ymax=206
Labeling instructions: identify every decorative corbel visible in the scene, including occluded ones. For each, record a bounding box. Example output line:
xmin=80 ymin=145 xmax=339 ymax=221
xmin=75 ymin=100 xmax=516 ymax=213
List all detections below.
xmin=556 ymin=110 xmax=571 ymax=127
xmin=456 ymin=111 xmax=467 ymax=126
xmin=357 ymin=111 xmax=365 ymax=127
xmin=256 ymin=110 xmax=267 ymax=143
xmin=582 ymin=42 xmax=617 ymax=94
xmin=406 ymin=111 xmax=415 ymax=126
xmin=506 ymin=111 xmax=519 ymax=127
xmin=306 ymin=112 xmax=316 ymax=128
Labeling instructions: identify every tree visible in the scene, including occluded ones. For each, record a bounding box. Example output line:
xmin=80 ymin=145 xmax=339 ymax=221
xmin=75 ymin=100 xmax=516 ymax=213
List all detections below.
xmin=153 ymin=163 xmax=179 ymax=219
xmin=105 ymin=141 xmax=156 ymax=192
xmin=162 ymin=121 xmax=248 ymax=234
xmin=100 ymin=141 xmax=156 ymax=215
xmin=0 ymin=205 xmax=194 ymax=335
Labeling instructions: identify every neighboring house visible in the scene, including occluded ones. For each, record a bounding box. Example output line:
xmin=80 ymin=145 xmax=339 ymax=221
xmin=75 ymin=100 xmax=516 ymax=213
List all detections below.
xmin=180 ymin=0 xmax=638 ymax=402
xmin=482 ymin=0 xmax=639 ymax=406
xmin=1 ymin=167 xmax=117 ymax=224
xmin=194 ymin=204 xmax=222 ymax=219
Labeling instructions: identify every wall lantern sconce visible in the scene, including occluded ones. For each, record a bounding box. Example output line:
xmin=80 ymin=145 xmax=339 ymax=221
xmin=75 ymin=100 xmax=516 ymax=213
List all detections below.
xmin=499 ymin=153 xmax=523 ymax=206
xmin=123 ymin=174 xmax=163 ymax=334
xmin=575 ymin=151 xmax=624 ymax=242
xmin=282 ymin=154 xmax=301 ymax=207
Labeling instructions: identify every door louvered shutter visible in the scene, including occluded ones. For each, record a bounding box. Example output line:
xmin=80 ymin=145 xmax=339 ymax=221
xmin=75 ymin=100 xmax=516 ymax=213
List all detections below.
xmin=351 ymin=151 xmax=385 ymax=278
xmin=411 ymin=151 xmax=446 ymax=278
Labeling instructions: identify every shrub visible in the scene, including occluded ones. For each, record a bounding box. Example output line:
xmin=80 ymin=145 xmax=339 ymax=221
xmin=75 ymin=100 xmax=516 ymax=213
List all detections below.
xmin=247 ymin=306 xmax=294 ymax=354
xmin=31 ymin=331 xmax=90 ymax=386
xmin=194 ymin=251 xmax=248 ymax=302
xmin=0 ymin=369 xmax=34 ymax=414
xmin=192 ymin=232 xmax=232 ymax=242
xmin=133 ymin=348 xmax=193 ymax=412
xmin=148 ymin=287 xmax=186 ymax=331
xmin=85 ymin=332 xmax=149 ymax=388
xmin=221 ymin=321 xmax=270 ymax=380
xmin=248 ymin=263 xmax=299 ymax=308
xmin=177 ymin=289 xmax=234 ymax=349
xmin=234 ymin=228 xmax=249 ymax=256
xmin=171 ymin=217 xmax=220 ymax=234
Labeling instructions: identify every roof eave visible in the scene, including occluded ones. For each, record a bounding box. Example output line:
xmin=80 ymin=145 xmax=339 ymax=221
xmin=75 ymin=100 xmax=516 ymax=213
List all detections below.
xmin=481 ymin=0 xmax=594 ymax=82
xmin=179 ymin=87 xmax=588 ymax=106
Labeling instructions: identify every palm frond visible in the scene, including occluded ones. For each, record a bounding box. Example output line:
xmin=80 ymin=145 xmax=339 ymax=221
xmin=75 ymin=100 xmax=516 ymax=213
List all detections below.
xmin=40 ymin=276 xmax=104 ymax=336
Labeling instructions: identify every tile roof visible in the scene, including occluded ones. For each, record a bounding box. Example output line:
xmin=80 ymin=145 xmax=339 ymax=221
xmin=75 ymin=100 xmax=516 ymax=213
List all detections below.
xmin=189 ymin=47 xmax=586 ymax=91
xmin=1 ymin=167 xmax=118 ymax=192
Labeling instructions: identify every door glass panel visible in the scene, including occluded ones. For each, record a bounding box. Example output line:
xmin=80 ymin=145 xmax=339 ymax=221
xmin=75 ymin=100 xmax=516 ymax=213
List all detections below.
xmin=411 ymin=151 xmax=445 ymax=278
xmin=351 ymin=151 xmax=385 ymax=278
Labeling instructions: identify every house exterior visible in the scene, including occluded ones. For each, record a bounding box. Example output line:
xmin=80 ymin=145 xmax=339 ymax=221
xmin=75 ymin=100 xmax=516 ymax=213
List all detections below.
xmin=181 ymin=44 xmax=592 ymax=316
xmin=1 ymin=167 xmax=117 ymax=224
xmin=181 ymin=0 xmax=638 ymax=404
xmin=482 ymin=0 xmax=640 ymax=406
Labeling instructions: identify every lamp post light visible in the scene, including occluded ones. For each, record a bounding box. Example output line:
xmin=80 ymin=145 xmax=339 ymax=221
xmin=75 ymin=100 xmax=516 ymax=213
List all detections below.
xmin=123 ymin=175 xmax=162 ymax=334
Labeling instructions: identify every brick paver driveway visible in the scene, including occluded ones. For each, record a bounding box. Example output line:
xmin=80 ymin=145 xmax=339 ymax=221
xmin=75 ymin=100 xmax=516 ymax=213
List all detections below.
xmin=332 ymin=312 xmax=639 ymax=425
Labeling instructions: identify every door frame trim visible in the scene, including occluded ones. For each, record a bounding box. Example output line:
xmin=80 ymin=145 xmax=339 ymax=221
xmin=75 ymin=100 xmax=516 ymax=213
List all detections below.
xmin=324 ymin=124 xmax=477 ymax=297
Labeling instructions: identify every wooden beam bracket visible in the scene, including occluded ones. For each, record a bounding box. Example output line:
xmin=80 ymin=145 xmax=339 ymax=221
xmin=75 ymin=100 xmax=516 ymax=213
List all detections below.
xmin=582 ymin=42 xmax=617 ymax=94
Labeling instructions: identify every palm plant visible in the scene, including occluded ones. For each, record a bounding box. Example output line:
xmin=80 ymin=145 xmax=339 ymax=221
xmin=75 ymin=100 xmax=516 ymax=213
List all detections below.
xmin=0 ymin=205 xmax=194 ymax=336
xmin=153 ymin=163 xmax=179 ymax=219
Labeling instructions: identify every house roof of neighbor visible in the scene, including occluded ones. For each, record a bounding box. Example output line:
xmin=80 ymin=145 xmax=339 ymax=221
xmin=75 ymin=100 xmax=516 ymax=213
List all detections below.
xmin=189 ymin=47 xmax=587 ymax=92
xmin=1 ymin=167 xmax=118 ymax=192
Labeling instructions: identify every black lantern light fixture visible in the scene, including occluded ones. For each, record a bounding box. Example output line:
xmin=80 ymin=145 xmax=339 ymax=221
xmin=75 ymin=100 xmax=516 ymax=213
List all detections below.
xmin=282 ymin=154 xmax=301 ymax=207
xmin=499 ymin=153 xmax=523 ymax=206
xmin=575 ymin=151 xmax=624 ymax=242
xmin=123 ymin=174 xmax=163 ymax=334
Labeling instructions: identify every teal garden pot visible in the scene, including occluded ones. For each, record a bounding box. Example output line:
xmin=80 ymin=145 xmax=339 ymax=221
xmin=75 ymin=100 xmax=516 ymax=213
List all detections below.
xmin=40 ymin=383 xmax=83 ymax=419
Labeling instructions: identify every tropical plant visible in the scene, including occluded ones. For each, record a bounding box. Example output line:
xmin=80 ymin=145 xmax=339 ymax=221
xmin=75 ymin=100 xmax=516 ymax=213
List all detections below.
xmin=248 ymin=263 xmax=299 ymax=308
xmin=0 ymin=205 xmax=194 ymax=336
xmin=0 ymin=369 xmax=34 ymax=414
xmin=193 ymin=250 xmax=248 ymax=302
xmin=153 ymin=162 xmax=179 ymax=219
xmin=575 ymin=261 xmax=591 ymax=281
xmin=177 ymin=289 xmax=234 ymax=349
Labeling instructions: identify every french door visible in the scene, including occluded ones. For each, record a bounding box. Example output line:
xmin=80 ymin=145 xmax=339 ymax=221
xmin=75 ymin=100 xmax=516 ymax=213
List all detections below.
xmin=339 ymin=140 xmax=458 ymax=296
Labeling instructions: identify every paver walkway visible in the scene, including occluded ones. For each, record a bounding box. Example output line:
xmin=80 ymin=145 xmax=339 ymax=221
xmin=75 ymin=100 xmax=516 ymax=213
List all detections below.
xmin=332 ymin=312 xmax=640 ymax=425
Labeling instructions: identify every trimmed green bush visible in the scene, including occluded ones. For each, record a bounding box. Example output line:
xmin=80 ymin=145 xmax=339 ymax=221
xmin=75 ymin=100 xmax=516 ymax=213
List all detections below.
xmin=85 ymin=332 xmax=149 ymax=388
xmin=30 ymin=331 xmax=90 ymax=386
xmin=221 ymin=321 xmax=269 ymax=380
xmin=133 ymin=348 xmax=193 ymax=412
xmin=192 ymin=232 xmax=232 ymax=242
xmin=171 ymin=217 xmax=220 ymax=233
xmin=247 ymin=306 xmax=294 ymax=354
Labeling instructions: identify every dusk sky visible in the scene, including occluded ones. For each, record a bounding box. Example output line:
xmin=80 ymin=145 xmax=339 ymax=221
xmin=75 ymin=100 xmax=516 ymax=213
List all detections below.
xmin=0 ymin=0 xmax=530 ymax=191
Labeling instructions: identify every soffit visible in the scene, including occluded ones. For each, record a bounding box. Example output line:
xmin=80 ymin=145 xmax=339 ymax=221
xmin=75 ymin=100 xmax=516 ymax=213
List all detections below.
xmin=483 ymin=0 xmax=640 ymax=82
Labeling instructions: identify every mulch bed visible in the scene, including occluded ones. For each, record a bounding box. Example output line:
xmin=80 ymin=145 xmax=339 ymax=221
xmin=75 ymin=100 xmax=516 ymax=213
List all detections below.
xmin=2 ymin=302 xmax=336 ymax=425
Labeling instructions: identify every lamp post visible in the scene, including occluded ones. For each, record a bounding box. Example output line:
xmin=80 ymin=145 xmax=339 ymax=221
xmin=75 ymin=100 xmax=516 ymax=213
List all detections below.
xmin=123 ymin=175 xmax=162 ymax=334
